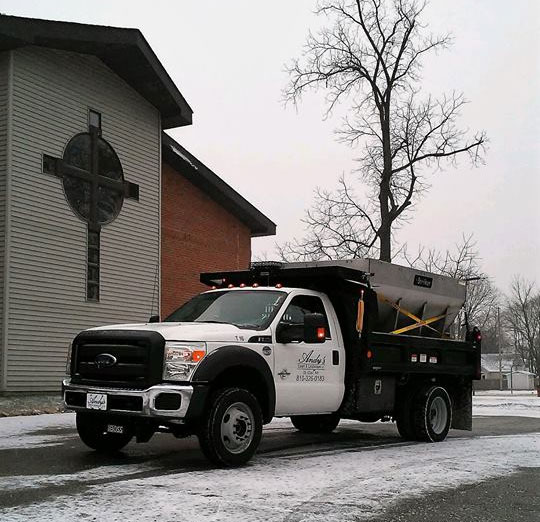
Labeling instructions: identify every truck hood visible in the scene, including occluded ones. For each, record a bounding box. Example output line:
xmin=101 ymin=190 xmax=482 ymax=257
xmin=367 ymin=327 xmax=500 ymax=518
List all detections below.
xmin=89 ymin=322 xmax=259 ymax=343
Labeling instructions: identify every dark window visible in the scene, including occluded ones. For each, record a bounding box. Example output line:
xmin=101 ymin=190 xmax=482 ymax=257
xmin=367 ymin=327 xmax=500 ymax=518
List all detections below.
xmin=164 ymin=290 xmax=287 ymax=330
xmin=279 ymin=295 xmax=331 ymax=339
xmin=89 ymin=109 xmax=101 ymax=129
xmin=87 ymin=227 xmax=100 ymax=302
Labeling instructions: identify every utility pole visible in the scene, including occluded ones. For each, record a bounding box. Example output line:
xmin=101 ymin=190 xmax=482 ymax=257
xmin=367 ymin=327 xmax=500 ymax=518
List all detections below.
xmin=497 ymin=306 xmax=502 ymax=391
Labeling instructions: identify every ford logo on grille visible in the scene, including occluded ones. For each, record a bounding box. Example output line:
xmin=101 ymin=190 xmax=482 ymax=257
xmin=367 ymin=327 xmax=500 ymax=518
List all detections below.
xmin=95 ymin=353 xmax=117 ymax=368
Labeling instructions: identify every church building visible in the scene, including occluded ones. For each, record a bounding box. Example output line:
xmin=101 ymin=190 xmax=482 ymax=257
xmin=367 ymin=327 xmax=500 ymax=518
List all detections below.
xmin=0 ymin=15 xmax=275 ymax=392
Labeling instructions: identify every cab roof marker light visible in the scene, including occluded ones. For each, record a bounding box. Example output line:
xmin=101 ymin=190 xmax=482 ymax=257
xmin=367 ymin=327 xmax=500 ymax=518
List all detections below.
xmin=252 ymin=283 xmax=259 ymax=288
xmin=228 ymin=284 xmax=234 ymax=288
xmin=239 ymin=283 xmax=246 ymax=288
xmin=275 ymin=283 xmax=283 ymax=288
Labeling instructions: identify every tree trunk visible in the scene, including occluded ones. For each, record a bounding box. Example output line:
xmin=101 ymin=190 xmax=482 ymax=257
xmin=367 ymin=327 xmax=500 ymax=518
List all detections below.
xmin=378 ymin=222 xmax=391 ymax=261
xmin=379 ymin=110 xmax=392 ymax=262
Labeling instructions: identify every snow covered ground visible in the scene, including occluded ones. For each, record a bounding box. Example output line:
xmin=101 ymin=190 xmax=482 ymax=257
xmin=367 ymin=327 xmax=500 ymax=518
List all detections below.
xmin=1 ymin=431 xmax=538 ymax=521
xmin=0 ymin=393 xmax=538 ymax=521
xmin=473 ymin=390 xmax=540 ymax=418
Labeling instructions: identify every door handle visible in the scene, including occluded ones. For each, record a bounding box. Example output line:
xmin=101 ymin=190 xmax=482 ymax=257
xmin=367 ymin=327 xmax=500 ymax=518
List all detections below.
xmin=332 ymin=350 xmax=339 ymax=365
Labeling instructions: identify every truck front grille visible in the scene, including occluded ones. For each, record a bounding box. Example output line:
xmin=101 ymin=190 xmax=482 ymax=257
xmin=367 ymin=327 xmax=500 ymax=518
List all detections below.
xmin=70 ymin=330 xmax=164 ymax=389
xmin=76 ymin=343 xmax=148 ymax=384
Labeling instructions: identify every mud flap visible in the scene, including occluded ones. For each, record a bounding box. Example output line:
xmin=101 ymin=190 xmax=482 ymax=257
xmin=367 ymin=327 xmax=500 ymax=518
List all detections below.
xmin=451 ymin=378 xmax=472 ymax=431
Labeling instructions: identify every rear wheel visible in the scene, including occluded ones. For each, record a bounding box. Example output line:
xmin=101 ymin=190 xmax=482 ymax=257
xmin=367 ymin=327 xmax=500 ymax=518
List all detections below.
xmin=76 ymin=412 xmax=133 ymax=452
xmin=290 ymin=413 xmax=340 ymax=433
xmin=411 ymin=385 xmax=452 ymax=442
xmin=198 ymin=388 xmax=263 ymax=467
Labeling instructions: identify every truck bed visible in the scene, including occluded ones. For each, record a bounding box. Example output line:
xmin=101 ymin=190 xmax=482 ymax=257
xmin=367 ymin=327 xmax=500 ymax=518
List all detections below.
xmin=359 ymin=332 xmax=479 ymax=378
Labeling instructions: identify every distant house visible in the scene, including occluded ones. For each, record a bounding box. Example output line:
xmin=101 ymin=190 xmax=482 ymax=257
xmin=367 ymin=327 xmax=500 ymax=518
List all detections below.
xmin=479 ymin=354 xmax=536 ymax=390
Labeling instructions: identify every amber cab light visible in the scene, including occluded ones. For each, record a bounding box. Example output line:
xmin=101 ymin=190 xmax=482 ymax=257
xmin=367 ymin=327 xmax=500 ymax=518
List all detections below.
xmin=192 ymin=350 xmax=206 ymax=362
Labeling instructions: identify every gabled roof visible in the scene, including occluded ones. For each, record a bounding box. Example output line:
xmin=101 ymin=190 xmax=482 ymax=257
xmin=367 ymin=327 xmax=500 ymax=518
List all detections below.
xmin=481 ymin=354 xmax=526 ymax=373
xmin=162 ymin=133 xmax=276 ymax=238
xmin=0 ymin=14 xmax=192 ymax=128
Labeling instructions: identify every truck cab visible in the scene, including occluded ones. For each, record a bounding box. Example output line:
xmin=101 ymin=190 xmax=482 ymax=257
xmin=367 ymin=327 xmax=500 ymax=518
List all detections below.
xmin=64 ymin=260 xmax=481 ymax=466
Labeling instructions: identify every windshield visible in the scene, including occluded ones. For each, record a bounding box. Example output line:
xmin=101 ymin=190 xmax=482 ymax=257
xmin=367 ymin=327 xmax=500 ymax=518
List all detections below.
xmin=164 ymin=290 xmax=287 ymax=329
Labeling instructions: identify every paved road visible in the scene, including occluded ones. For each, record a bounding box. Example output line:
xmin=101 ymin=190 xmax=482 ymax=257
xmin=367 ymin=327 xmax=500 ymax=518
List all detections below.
xmin=0 ymin=415 xmax=539 ymax=520
xmin=372 ymin=466 xmax=540 ymax=522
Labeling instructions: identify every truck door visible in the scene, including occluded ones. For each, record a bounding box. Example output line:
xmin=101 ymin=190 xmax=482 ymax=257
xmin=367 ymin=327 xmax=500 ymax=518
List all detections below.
xmin=273 ymin=293 xmax=344 ymax=415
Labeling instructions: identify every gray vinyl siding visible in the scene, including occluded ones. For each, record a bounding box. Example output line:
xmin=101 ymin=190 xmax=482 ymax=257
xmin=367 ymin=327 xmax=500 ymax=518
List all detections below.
xmin=6 ymin=46 xmax=161 ymax=391
xmin=0 ymin=53 xmax=9 ymax=390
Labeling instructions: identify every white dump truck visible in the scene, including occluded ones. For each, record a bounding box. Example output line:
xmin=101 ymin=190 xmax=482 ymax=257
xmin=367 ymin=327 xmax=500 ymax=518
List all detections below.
xmin=63 ymin=260 xmax=481 ymax=466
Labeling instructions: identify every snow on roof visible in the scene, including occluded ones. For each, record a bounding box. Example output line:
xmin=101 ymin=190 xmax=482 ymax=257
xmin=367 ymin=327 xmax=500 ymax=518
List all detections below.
xmin=481 ymin=353 xmax=526 ymax=373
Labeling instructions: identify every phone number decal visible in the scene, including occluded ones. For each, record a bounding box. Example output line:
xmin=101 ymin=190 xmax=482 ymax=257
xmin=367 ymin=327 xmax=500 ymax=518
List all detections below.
xmin=296 ymin=374 xmax=325 ymax=382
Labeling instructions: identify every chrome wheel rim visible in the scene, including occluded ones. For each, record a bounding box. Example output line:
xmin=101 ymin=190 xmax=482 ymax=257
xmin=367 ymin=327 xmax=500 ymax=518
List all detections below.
xmin=429 ymin=396 xmax=448 ymax=434
xmin=220 ymin=402 xmax=255 ymax=454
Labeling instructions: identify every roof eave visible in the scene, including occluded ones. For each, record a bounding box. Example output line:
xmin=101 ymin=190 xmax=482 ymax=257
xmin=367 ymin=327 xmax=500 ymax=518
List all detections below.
xmin=0 ymin=14 xmax=193 ymax=129
xmin=162 ymin=133 xmax=276 ymax=238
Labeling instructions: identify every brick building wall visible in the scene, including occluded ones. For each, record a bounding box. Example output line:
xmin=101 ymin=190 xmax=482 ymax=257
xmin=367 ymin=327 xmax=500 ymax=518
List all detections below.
xmin=161 ymin=161 xmax=252 ymax=317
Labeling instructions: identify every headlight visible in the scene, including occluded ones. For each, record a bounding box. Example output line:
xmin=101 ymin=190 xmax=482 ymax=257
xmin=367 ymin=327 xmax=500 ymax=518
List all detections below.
xmin=163 ymin=341 xmax=207 ymax=381
xmin=66 ymin=342 xmax=73 ymax=375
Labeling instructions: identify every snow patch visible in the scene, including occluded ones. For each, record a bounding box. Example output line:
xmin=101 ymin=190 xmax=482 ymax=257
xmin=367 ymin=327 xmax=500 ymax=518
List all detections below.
xmin=170 ymin=145 xmax=198 ymax=170
xmin=473 ymin=394 xmax=540 ymax=418
xmin=0 ymin=413 xmax=75 ymax=449
xmin=1 ymin=433 xmax=538 ymax=522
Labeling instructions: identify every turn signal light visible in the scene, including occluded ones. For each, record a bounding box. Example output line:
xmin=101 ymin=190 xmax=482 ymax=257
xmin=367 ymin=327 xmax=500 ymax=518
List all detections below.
xmin=366 ymin=350 xmax=373 ymax=359
xmin=192 ymin=350 xmax=206 ymax=362
xmin=317 ymin=327 xmax=326 ymax=339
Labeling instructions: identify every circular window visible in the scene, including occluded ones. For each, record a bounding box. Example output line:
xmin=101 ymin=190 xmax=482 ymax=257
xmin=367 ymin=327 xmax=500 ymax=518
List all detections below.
xmin=62 ymin=133 xmax=125 ymax=225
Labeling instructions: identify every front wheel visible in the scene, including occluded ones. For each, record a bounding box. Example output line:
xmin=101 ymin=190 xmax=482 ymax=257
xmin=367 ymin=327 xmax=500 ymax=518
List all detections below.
xmin=198 ymin=388 xmax=263 ymax=467
xmin=76 ymin=412 xmax=133 ymax=452
xmin=290 ymin=413 xmax=340 ymax=433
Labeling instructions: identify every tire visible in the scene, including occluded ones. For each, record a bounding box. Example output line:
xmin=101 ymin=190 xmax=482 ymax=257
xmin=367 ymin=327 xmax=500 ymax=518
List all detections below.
xmin=76 ymin=412 xmax=133 ymax=452
xmin=198 ymin=388 xmax=263 ymax=467
xmin=395 ymin=387 xmax=415 ymax=441
xmin=290 ymin=413 xmax=340 ymax=433
xmin=411 ymin=385 xmax=452 ymax=442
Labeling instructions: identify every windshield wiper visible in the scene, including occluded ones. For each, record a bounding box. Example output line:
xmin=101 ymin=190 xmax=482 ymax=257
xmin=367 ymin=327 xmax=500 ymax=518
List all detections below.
xmin=194 ymin=320 xmax=232 ymax=325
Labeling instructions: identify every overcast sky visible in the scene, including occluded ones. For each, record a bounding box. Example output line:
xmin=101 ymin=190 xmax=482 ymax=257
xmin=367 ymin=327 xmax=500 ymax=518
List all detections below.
xmin=1 ymin=0 xmax=539 ymax=293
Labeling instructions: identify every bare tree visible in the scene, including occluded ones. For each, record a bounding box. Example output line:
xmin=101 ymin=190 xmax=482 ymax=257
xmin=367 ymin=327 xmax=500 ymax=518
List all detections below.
xmin=504 ymin=277 xmax=540 ymax=374
xmin=402 ymin=235 xmax=499 ymax=338
xmin=283 ymin=0 xmax=486 ymax=261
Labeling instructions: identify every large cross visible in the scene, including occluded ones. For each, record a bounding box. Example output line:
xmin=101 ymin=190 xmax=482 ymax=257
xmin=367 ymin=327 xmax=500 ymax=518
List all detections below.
xmin=43 ymin=118 xmax=139 ymax=301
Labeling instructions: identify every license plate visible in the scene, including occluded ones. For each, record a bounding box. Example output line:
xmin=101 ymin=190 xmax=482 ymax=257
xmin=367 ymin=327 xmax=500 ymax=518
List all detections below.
xmin=86 ymin=393 xmax=107 ymax=410
xmin=106 ymin=424 xmax=125 ymax=434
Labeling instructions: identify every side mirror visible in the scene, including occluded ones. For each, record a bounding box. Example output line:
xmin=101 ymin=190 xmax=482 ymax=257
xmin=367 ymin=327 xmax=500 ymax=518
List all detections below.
xmin=276 ymin=322 xmax=304 ymax=344
xmin=304 ymin=313 xmax=327 ymax=344
xmin=149 ymin=314 xmax=160 ymax=323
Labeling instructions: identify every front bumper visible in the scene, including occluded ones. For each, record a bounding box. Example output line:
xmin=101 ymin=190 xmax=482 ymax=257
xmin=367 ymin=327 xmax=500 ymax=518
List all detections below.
xmin=63 ymin=379 xmax=194 ymax=420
